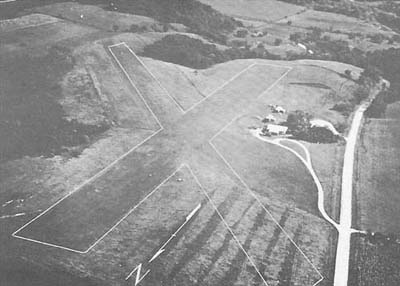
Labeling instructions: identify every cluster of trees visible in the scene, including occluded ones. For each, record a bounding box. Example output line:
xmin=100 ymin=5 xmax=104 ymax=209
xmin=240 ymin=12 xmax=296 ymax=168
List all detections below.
xmin=104 ymin=0 xmax=241 ymax=43
xmin=284 ymin=111 xmax=340 ymax=143
xmin=376 ymin=12 xmax=400 ymax=34
xmin=286 ymin=25 xmax=400 ymax=117
xmin=363 ymin=48 xmax=400 ymax=117
xmin=278 ymin=0 xmax=400 ymax=36
xmin=142 ymin=34 xmax=280 ymax=69
xmin=0 ymin=44 xmax=110 ymax=162
xmin=127 ymin=22 xmax=170 ymax=33
xmin=142 ymin=35 xmax=226 ymax=69
xmin=331 ymin=85 xmax=370 ymax=116
xmin=331 ymin=102 xmax=353 ymax=116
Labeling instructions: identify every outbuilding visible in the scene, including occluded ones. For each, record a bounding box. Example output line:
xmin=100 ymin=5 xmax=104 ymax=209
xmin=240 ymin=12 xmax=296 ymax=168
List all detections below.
xmin=270 ymin=105 xmax=286 ymax=113
xmin=263 ymin=114 xmax=276 ymax=122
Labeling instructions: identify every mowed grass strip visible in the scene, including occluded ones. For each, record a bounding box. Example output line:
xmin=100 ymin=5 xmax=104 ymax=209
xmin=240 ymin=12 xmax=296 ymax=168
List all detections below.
xmin=89 ymin=166 xmax=208 ymax=272
xmin=140 ymin=58 xmax=206 ymax=111
xmin=14 ymin=135 xmax=179 ymax=252
xmin=109 ymin=44 xmax=183 ymax=123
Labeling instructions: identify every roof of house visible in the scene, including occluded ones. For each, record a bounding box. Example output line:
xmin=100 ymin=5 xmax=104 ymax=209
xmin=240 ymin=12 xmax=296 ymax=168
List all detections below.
xmin=266 ymin=124 xmax=288 ymax=133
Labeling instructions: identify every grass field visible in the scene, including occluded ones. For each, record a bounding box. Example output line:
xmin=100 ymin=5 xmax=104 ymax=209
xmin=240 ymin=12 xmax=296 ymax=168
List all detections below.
xmin=306 ymin=143 xmax=343 ymax=222
xmin=140 ymin=59 xmax=206 ymax=110
xmin=0 ymin=13 xmax=58 ymax=33
xmin=2 ymin=53 xmax=338 ymax=285
xmin=349 ymin=235 xmax=400 ymax=286
xmin=355 ymin=118 xmax=400 ymax=234
xmin=198 ymin=0 xmax=305 ymax=22
xmin=212 ymin=118 xmax=320 ymax=217
xmin=0 ymin=17 xmax=98 ymax=55
xmin=350 ymin=101 xmax=400 ymax=285
xmin=5 ymin=164 xmax=330 ymax=285
xmin=32 ymin=2 xmax=161 ymax=33
xmin=279 ymin=140 xmax=309 ymax=161
xmin=75 ymin=42 xmax=160 ymax=130
xmin=276 ymin=9 xmax=388 ymax=35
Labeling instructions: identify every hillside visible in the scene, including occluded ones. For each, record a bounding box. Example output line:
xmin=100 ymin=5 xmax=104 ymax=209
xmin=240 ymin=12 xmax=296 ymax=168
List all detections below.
xmin=102 ymin=0 xmax=242 ymax=43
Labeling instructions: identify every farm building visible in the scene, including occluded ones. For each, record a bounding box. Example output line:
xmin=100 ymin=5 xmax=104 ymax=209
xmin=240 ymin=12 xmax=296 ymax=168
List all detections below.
xmin=263 ymin=124 xmax=288 ymax=136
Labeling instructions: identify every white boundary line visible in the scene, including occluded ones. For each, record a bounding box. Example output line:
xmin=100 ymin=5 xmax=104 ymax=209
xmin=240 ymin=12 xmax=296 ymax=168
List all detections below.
xmin=11 ymin=56 xmax=294 ymax=256
xmin=12 ymin=126 xmax=162 ymax=253
xmin=108 ymin=44 xmax=164 ymax=129
xmin=13 ymin=165 xmax=185 ymax=253
xmin=122 ymin=42 xmax=185 ymax=113
xmin=10 ymin=53 xmax=257 ymax=253
xmin=185 ymin=164 xmax=269 ymax=286
xmin=184 ymin=63 xmax=257 ymax=114
xmin=257 ymin=67 xmax=292 ymax=99
xmin=109 ymin=42 xmax=185 ymax=113
xmin=124 ymin=164 xmax=269 ymax=285
xmin=207 ymin=67 xmax=325 ymax=285
xmin=108 ymin=43 xmax=285 ymax=115
xmin=11 ymin=43 xmax=169 ymax=253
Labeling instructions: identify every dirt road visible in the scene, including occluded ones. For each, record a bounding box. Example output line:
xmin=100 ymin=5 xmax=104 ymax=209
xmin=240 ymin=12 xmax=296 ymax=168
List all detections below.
xmin=250 ymin=133 xmax=339 ymax=231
